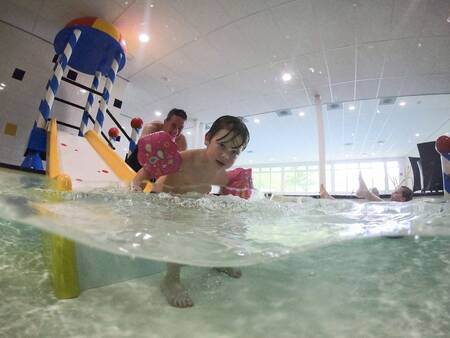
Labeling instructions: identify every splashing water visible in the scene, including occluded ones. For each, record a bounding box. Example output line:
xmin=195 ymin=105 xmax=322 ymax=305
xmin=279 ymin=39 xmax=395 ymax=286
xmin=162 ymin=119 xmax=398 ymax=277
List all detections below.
xmin=0 ymin=170 xmax=449 ymax=267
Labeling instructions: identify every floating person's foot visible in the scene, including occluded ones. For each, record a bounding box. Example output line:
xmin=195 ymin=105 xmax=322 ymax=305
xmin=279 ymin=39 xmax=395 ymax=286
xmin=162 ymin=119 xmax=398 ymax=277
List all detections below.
xmin=319 ymin=184 xmax=334 ymax=199
xmin=356 ymin=173 xmax=370 ymax=199
xmin=160 ymin=277 xmax=193 ymax=308
xmin=215 ymin=267 xmax=242 ymax=278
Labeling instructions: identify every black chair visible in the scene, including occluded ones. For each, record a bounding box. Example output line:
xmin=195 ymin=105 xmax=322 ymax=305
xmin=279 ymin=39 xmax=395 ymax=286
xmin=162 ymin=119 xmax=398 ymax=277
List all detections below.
xmin=408 ymin=157 xmax=422 ymax=192
xmin=417 ymin=141 xmax=443 ymax=192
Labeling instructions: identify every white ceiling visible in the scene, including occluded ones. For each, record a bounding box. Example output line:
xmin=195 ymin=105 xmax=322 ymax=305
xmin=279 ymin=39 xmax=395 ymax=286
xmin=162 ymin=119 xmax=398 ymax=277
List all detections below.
xmin=1 ymin=0 xmax=450 ymax=163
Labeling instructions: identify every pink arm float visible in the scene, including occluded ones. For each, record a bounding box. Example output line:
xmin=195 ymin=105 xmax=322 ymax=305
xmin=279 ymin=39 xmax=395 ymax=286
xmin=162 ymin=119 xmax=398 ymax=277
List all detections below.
xmin=222 ymin=168 xmax=253 ymax=199
xmin=137 ymin=131 xmax=182 ymax=179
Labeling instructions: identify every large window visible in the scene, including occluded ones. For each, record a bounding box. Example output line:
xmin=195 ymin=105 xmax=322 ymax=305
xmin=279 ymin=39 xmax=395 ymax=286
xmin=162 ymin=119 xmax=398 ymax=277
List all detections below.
xmin=249 ymin=159 xmax=402 ymax=195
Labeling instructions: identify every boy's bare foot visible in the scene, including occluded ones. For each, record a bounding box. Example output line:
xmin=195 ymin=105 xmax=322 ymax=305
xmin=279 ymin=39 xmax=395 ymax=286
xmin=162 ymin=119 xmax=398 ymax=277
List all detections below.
xmin=160 ymin=277 xmax=193 ymax=308
xmin=215 ymin=267 xmax=242 ymax=278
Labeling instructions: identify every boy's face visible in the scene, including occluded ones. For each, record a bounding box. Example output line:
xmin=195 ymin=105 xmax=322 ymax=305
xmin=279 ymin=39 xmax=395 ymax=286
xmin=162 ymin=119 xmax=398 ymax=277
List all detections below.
xmin=163 ymin=115 xmax=185 ymax=139
xmin=205 ymin=129 xmax=243 ymax=169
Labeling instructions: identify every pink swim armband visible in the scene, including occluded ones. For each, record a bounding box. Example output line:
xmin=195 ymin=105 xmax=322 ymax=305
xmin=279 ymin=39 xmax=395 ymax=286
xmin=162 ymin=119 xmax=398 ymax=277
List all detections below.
xmin=222 ymin=168 xmax=253 ymax=199
xmin=137 ymin=131 xmax=182 ymax=178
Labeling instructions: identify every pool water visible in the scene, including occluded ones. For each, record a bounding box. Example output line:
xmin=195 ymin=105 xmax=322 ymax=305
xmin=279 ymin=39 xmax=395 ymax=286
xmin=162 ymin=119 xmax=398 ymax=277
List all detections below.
xmin=0 ymin=169 xmax=449 ymax=337
xmin=1 ymin=219 xmax=449 ymax=337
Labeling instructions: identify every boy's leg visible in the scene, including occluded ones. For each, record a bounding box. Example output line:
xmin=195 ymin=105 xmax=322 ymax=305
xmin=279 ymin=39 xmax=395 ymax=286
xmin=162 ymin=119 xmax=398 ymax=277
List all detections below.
xmin=356 ymin=173 xmax=383 ymax=201
xmin=161 ymin=263 xmax=193 ymax=308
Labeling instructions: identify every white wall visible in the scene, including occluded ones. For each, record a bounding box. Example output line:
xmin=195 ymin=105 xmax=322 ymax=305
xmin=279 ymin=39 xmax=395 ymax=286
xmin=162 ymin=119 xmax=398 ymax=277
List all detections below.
xmin=0 ymin=21 xmax=131 ymax=165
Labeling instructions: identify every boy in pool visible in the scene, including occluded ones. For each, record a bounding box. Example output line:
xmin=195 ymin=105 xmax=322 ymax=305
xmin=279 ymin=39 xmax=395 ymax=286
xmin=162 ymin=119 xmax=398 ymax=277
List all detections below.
xmin=133 ymin=115 xmax=250 ymax=308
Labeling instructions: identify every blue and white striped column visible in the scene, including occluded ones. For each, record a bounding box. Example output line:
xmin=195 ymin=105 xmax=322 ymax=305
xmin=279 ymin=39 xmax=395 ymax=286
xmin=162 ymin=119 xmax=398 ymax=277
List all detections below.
xmin=441 ymin=153 xmax=450 ymax=200
xmin=22 ymin=29 xmax=81 ymax=170
xmin=79 ymin=71 xmax=101 ymax=136
xmin=94 ymin=53 xmax=123 ymax=133
xmin=128 ymin=127 xmax=139 ymax=156
xmin=38 ymin=29 xmax=82 ymax=129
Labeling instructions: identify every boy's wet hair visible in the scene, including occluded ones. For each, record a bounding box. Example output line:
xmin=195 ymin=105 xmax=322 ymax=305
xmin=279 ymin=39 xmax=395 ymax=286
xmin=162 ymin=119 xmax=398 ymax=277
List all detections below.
xmin=206 ymin=115 xmax=250 ymax=150
xmin=399 ymin=186 xmax=413 ymax=201
xmin=165 ymin=108 xmax=187 ymax=121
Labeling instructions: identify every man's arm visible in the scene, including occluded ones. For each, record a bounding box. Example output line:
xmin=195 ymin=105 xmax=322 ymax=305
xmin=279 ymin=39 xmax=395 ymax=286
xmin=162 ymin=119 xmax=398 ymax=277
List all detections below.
xmin=175 ymin=134 xmax=187 ymax=151
xmin=140 ymin=122 xmax=162 ymax=139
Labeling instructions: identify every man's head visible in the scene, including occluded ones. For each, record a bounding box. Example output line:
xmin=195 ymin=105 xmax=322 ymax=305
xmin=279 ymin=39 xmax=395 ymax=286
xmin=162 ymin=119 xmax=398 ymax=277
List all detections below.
xmin=204 ymin=116 xmax=250 ymax=169
xmin=391 ymin=186 xmax=413 ymax=202
xmin=162 ymin=108 xmax=187 ymax=138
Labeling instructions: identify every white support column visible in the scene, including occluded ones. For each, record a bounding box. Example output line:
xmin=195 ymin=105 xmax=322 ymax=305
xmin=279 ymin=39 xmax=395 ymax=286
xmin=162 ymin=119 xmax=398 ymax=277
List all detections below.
xmin=315 ymin=94 xmax=326 ymax=190
xmin=192 ymin=119 xmax=206 ymax=148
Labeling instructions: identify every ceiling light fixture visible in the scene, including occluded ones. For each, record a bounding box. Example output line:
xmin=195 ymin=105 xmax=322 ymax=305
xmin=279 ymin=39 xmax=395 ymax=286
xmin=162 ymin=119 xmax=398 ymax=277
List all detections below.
xmin=155 ymin=111 xmax=162 ymax=116
xmin=253 ymin=118 xmax=260 ymax=124
xmin=298 ymin=111 xmax=305 ymax=117
xmin=0 ymin=83 xmax=5 ymax=87
xmin=308 ymin=67 xmax=315 ymax=73
xmin=282 ymin=73 xmax=292 ymax=82
xmin=0 ymin=87 xmax=4 ymax=91
xmin=349 ymin=105 xmax=356 ymax=111
xmin=415 ymin=133 xmax=420 ymax=137
xmin=399 ymin=101 xmax=406 ymax=107
xmin=80 ymin=89 xmax=87 ymax=94
xmin=139 ymin=33 xmax=150 ymax=43
xmin=186 ymin=131 xmax=192 ymax=135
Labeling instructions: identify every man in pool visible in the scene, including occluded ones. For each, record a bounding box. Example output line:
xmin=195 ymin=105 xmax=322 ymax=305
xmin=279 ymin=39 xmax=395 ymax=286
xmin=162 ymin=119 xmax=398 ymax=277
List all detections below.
xmin=320 ymin=173 xmax=413 ymax=202
xmin=126 ymin=108 xmax=188 ymax=172
xmin=133 ymin=115 xmax=251 ymax=308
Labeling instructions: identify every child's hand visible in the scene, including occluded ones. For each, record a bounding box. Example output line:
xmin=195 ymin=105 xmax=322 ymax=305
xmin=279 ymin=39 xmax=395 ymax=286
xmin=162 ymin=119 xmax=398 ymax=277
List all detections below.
xmin=137 ymin=131 xmax=182 ymax=179
xmin=222 ymin=168 xmax=253 ymax=199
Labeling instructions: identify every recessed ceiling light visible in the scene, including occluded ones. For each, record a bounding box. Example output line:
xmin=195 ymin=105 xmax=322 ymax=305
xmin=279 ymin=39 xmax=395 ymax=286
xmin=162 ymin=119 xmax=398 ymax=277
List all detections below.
xmin=447 ymin=15 xmax=450 ymax=23
xmin=80 ymin=89 xmax=87 ymax=93
xmin=298 ymin=111 xmax=305 ymax=117
xmin=186 ymin=131 xmax=192 ymax=135
xmin=0 ymin=87 xmax=4 ymax=91
xmin=253 ymin=118 xmax=260 ymax=124
xmin=399 ymin=101 xmax=406 ymax=107
xmin=282 ymin=73 xmax=292 ymax=82
xmin=417 ymin=42 xmax=422 ymax=47
xmin=308 ymin=67 xmax=315 ymax=73
xmin=376 ymin=109 xmax=380 ymax=113
xmin=139 ymin=33 xmax=150 ymax=43
xmin=155 ymin=111 xmax=162 ymax=116
xmin=349 ymin=105 xmax=356 ymax=111
xmin=415 ymin=133 xmax=420 ymax=137
xmin=150 ymin=3 xmax=155 ymax=8
xmin=0 ymin=83 xmax=5 ymax=87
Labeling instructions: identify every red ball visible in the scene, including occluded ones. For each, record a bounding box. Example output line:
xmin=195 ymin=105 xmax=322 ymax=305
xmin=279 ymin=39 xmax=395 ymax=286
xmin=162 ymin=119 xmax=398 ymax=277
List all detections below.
xmin=436 ymin=135 xmax=450 ymax=154
xmin=131 ymin=117 xmax=143 ymax=129
xmin=108 ymin=127 xmax=120 ymax=138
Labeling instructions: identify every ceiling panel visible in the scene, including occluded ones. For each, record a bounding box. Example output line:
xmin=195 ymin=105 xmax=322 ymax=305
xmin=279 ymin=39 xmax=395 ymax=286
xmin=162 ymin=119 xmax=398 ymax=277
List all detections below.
xmin=327 ymin=46 xmax=355 ymax=84
xmin=169 ymin=0 xmax=230 ymax=35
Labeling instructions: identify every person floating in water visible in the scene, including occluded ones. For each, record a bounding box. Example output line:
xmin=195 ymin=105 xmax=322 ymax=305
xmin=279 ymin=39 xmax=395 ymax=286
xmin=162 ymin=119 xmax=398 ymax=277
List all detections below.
xmin=133 ymin=115 xmax=251 ymax=308
xmin=320 ymin=173 xmax=413 ymax=202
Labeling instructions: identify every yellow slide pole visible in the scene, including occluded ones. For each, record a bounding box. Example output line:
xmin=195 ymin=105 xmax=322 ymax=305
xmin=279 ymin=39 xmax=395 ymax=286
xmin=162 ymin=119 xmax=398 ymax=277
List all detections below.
xmin=44 ymin=119 xmax=80 ymax=299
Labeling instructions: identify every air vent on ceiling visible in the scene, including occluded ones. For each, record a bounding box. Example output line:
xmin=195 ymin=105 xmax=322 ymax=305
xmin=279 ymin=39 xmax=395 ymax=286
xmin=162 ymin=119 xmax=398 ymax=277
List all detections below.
xmin=276 ymin=110 xmax=292 ymax=117
xmin=327 ymin=103 xmax=343 ymax=110
xmin=379 ymin=97 xmax=397 ymax=105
